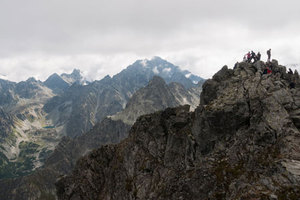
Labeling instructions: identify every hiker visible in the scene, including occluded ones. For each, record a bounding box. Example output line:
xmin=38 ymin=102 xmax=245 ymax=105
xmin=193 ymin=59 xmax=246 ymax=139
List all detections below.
xmin=267 ymin=49 xmax=271 ymax=62
xmin=289 ymin=82 xmax=295 ymax=89
xmin=267 ymin=66 xmax=272 ymax=74
xmin=263 ymin=66 xmax=272 ymax=75
xmin=247 ymin=52 xmax=251 ymax=63
xmin=243 ymin=54 xmax=247 ymax=62
xmin=251 ymin=51 xmax=256 ymax=63
xmin=256 ymin=52 xmax=261 ymax=61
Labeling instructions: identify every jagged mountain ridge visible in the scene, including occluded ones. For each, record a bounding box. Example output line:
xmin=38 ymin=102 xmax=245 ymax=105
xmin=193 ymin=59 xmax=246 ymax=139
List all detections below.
xmin=0 ymin=75 xmax=202 ymax=200
xmin=0 ymin=57 xmax=204 ymax=179
xmin=44 ymin=69 xmax=86 ymax=94
xmin=57 ymin=60 xmax=300 ymax=200
xmin=44 ymin=57 xmax=204 ymax=137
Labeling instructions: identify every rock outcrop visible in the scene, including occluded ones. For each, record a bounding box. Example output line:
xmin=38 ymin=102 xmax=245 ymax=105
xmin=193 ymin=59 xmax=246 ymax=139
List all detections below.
xmin=0 ymin=108 xmax=13 ymax=141
xmin=57 ymin=60 xmax=300 ymax=200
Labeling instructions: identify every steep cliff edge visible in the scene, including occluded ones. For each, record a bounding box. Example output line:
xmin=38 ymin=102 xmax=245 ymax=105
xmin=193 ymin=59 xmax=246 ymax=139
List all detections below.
xmin=57 ymin=60 xmax=300 ymax=200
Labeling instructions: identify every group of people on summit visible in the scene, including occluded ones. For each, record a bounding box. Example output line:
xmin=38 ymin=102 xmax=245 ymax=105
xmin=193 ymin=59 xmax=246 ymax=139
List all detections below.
xmin=243 ymin=49 xmax=271 ymax=64
xmin=242 ymin=49 xmax=272 ymax=74
xmin=240 ymin=49 xmax=297 ymax=88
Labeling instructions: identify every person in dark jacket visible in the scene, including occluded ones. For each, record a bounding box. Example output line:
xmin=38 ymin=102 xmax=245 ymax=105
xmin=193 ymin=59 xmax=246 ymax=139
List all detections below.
xmin=251 ymin=51 xmax=256 ymax=63
xmin=256 ymin=52 xmax=261 ymax=61
xmin=290 ymin=82 xmax=295 ymax=89
xmin=267 ymin=49 xmax=271 ymax=62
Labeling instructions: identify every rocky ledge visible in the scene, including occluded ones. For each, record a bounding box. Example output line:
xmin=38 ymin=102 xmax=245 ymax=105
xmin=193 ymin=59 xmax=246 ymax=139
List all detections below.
xmin=57 ymin=60 xmax=300 ymax=200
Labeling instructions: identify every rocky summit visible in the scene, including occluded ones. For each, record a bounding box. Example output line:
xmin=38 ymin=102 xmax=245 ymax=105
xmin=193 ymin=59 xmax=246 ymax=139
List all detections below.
xmin=57 ymin=60 xmax=300 ymax=200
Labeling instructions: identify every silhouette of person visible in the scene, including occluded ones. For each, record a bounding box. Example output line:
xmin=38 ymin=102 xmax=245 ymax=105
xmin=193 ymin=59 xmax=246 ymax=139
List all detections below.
xmin=267 ymin=49 xmax=271 ymax=62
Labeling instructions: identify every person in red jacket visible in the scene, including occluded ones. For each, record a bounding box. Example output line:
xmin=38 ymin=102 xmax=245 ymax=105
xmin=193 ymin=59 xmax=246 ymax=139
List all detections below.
xmin=247 ymin=52 xmax=251 ymax=63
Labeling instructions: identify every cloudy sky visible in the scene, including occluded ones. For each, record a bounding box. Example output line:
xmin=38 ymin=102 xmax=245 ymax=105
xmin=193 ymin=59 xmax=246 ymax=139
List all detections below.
xmin=0 ymin=0 xmax=299 ymax=82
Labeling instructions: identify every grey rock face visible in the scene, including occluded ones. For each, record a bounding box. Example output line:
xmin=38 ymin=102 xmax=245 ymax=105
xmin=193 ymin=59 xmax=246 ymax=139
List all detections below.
xmin=44 ymin=73 xmax=70 ymax=94
xmin=112 ymin=76 xmax=201 ymax=125
xmin=0 ymin=79 xmax=16 ymax=106
xmin=0 ymin=108 xmax=13 ymax=142
xmin=57 ymin=61 xmax=300 ymax=200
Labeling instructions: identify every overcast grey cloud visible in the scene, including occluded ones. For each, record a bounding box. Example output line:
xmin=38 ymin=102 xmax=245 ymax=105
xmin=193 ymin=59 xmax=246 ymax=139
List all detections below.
xmin=0 ymin=0 xmax=299 ymax=82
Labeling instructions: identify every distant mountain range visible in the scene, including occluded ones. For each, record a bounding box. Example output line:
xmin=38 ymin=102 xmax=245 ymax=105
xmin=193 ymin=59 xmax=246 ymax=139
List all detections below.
xmin=43 ymin=56 xmax=204 ymax=138
xmin=0 ymin=57 xmax=204 ymax=182
xmin=0 ymin=61 xmax=204 ymax=199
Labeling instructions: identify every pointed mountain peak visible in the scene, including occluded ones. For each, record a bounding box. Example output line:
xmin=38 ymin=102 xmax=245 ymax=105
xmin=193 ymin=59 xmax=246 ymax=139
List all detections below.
xmin=120 ymin=56 xmax=204 ymax=89
xmin=44 ymin=73 xmax=69 ymax=93
xmin=61 ymin=69 xmax=84 ymax=85
xmin=151 ymin=56 xmax=163 ymax=61
xmin=47 ymin=73 xmax=61 ymax=79
xmin=26 ymin=77 xmax=38 ymax=83
xmin=71 ymin=69 xmax=81 ymax=75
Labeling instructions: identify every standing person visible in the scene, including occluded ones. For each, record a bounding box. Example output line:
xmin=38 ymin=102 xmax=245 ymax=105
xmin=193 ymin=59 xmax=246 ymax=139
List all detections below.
xmin=256 ymin=52 xmax=261 ymax=61
xmin=251 ymin=51 xmax=256 ymax=63
xmin=247 ymin=52 xmax=251 ymax=63
xmin=243 ymin=54 xmax=247 ymax=62
xmin=267 ymin=49 xmax=271 ymax=62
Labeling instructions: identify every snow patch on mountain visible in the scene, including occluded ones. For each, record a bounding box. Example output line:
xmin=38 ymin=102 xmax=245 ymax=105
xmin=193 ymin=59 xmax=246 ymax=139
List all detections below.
xmin=153 ymin=66 xmax=159 ymax=74
xmin=163 ymin=68 xmax=171 ymax=73
xmin=185 ymin=73 xmax=192 ymax=78
xmin=140 ymin=59 xmax=148 ymax=67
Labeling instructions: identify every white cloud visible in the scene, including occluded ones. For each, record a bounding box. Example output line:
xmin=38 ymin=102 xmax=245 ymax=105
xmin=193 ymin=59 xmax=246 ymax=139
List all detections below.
xmin=0 ymin=0 xmax=299 ymax=81
xmin=0 ymin=53 xmax=140 ymax=82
